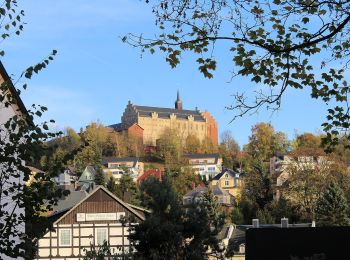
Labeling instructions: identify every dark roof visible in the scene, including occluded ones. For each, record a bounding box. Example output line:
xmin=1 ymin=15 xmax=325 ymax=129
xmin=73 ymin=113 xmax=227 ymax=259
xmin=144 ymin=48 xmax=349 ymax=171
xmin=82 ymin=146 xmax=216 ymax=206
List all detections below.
xmin=102 ymin=157 xmax=139 ymax=167
xmin=108 ymin=123 xmax=123 ymax=131
xmin=53 ymin=186 xmax=145 ymax=223
xmin=183 ymin=186 xmax=208 ymax=198
xmin=108 ymin=123 xmax=144 ymax=132
xmin=133 ymin=105 xmax=206 ymax=122
xmin=49 ymin=190 xmax=89 ymax=216
xmin=0 ymin=61 xmax=31 ymax=123
xmin=184 ymin=185 xmax=232 ymax=199
xmin=213 ymin=169 xmax=239 ymax=181
xmin=186 ymin=153 xmax=220 ymax=164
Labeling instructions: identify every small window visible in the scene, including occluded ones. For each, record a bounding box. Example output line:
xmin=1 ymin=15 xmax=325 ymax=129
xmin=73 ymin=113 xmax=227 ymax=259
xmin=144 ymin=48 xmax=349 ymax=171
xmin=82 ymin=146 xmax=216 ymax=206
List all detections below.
xmin=225 ymin=174 xmax=229 ymax=178
xmin=59 ymin=229 xmax=71 ymax=246
xmin=95 ymin=228 xmax=108 ymax=246
xmin=225 ymin=180 xmax=229 ymax=186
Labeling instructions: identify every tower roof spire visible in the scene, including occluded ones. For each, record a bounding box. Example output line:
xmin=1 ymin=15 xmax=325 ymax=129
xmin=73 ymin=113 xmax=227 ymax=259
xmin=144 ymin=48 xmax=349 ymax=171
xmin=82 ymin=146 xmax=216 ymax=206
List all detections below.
xmin=175 ymin=89 xmax=183 ymax=110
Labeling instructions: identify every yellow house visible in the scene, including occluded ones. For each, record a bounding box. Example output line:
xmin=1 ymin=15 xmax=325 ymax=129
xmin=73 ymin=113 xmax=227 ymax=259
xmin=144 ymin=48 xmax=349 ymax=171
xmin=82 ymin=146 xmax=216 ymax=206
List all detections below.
xmin=210 ymin=169 xmax=242 ymax=198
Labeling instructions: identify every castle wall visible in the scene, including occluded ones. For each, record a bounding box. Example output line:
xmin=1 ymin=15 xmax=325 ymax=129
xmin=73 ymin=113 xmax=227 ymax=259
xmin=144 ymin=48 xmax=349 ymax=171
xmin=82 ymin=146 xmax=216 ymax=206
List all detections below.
xmin=138 ymin=115 xmax=207 ymax=146
xmin=120 ymin=102 xmax=218 ymax=147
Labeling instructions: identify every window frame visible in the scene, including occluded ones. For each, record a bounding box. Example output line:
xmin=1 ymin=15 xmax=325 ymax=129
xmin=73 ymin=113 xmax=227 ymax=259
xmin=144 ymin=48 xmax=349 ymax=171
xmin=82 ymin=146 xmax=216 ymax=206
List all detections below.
xmin=95 ymin=227 xmax=109 ymax=246
xmin=59 ymin=228 xmax=72 ymax=247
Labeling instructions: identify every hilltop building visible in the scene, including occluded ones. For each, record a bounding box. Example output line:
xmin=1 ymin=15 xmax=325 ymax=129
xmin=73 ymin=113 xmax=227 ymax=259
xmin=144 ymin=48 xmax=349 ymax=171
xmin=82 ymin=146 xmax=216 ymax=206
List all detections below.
xmin=109 ymin=91 xmax=218 ymax=146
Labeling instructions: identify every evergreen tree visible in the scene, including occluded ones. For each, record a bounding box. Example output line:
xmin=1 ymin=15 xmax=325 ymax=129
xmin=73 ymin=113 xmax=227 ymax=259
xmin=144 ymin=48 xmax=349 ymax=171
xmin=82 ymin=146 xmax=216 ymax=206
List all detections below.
xmin=315 ymin=182 xmax=350 ymax=226
xmin=116 ymin=172 xmax=139 ymax=205
xmin=184 ymin=190 xmax=226 ymax=259
xmin=94 ymin=166 xmax=106 ymax=186
xmin=129 ymin=175 xmax=185 ymax=259
xmin=106 ymin=176 xmax=117 ymax=195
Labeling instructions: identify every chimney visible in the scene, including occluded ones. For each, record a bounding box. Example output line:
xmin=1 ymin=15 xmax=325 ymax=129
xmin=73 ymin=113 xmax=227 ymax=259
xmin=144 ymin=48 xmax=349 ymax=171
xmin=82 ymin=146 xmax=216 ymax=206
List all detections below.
xmin=252 ymin=219 xmax=259 ymax=228
xmin=281 ymin=218 xmax=289 ymax=228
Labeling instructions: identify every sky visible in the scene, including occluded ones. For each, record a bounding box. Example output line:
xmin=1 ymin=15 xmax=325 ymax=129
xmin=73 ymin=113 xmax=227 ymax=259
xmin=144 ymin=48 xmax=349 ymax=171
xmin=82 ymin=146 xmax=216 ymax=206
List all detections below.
xmin=1 ymin=0 xmax=332 ymax=147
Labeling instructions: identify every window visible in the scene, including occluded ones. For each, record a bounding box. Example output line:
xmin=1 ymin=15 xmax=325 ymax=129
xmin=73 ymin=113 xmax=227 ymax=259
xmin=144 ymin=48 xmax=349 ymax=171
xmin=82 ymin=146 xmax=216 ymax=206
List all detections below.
xmin=208 ymin=167 xmax=215 ymax=171
xmin=59 ymin=229 xmax=71 ymax=246
xmin=224 ymin=180 xmax=229 ymax=186
xmin=95 ymin=228 xmax=108 ymax=246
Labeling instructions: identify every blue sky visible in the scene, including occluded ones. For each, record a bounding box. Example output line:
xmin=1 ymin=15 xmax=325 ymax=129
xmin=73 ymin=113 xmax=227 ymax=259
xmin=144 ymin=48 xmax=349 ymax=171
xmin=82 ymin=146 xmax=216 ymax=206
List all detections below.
xmin=1 ymin=0 xmax=331 ymax=146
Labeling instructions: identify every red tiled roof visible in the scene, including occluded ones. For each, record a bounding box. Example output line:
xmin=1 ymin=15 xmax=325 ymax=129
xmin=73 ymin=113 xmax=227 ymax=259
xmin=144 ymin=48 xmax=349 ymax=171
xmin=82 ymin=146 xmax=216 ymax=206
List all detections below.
xmin=137 ymin=169 xmax=163 ymax=184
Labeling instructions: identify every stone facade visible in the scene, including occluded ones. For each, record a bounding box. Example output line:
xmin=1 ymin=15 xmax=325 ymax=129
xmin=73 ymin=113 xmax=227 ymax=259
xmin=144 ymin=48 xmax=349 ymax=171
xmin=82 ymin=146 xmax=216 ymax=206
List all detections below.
xmin=116 ymin=93 xmax=218 ymax=146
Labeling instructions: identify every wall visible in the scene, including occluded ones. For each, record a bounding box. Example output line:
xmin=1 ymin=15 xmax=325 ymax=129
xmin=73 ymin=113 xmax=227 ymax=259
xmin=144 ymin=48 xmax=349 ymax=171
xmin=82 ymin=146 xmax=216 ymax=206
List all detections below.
xmin=246 ymin=227 xmax=350 ymax=260
xmin=36 ymin=189 xmax=143 ymax=259
xmin=0 ymin=72 xmax=25 ymax=260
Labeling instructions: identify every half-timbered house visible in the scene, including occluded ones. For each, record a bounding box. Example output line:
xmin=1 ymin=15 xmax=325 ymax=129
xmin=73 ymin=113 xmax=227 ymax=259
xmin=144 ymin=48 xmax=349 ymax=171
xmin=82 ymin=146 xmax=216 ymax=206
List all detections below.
xmin=36 ymin=186 xmax=147 ymax=259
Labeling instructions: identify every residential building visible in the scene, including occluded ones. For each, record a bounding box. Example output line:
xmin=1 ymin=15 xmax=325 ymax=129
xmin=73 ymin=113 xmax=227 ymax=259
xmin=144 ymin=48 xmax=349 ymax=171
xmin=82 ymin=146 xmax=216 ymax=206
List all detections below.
xmin=109 ymin=91 xmax=218 ymax=146
xmin=54 ymin=169 xmax=78 ymax=191
xmin=102 ymin=157 xmax=144 ymax=183
xmin=26 ymin=166 xmax=45 ymax=186
xmin=0 ymin=61 xmax=31 ymax=260
xmin=137 ymin=169 xmax=163 ymax=184
xmin=36 ymin=186 xmax=147 ymax=259
xmin=185 ymin=153 xmax=222 ymax=181
xmin=183 ymin=185 xmax=234 ymax=208
xmin=210 ymin=169 xmax=242 ymax=198
xmin=77 ymin=166 xmax=97 ymax=187
xmin=270 ymin=154 xmax=331 ymax=200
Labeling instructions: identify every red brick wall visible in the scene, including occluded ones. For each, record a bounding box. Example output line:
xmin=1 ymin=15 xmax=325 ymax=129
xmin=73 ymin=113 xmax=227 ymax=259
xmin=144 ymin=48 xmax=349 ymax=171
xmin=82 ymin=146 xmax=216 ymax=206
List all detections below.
xmin=202 ymin=111 xmax=218 ymax=146
xmin=127 ymin=123 xmax=144 ymax=141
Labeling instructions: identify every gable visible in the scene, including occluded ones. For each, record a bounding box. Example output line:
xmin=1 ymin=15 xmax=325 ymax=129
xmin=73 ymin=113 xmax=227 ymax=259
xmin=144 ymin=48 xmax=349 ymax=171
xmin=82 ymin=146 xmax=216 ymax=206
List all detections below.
xmin=55 ymin=187 xmax=144 ymax=225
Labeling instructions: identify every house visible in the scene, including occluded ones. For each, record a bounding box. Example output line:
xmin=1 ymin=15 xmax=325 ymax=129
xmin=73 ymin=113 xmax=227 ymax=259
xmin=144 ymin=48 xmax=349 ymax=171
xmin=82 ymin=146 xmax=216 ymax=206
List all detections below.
xmin=137 ymin=169 xmax=163 ymax=184
xmin=0 ymin=61 xmax=31 ymax=259
xmin=210 ymin=169 xmax=242 ymax=198
xmin=36 ymin=186 xmax=147 ymax=259
xmin=270 ymin=154 xmax=331 ymax=200
xmin=183 ymin=185 xmax=234 ymax=208
xmin=185 ymin=153 xmax=223 ymax=181
xmin=54 ymin=168 xmax=78 ymax=191
xmin=26 ymin=166 xmax=45 ymax=186
xmin=102 ymin=157 xmax=144 ymax=183
xmin=77 ymin=166 xmax=97 ymax=187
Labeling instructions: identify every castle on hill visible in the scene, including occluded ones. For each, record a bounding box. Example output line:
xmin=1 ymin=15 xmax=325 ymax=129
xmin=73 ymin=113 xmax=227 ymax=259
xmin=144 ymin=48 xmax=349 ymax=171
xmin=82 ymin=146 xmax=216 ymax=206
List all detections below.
xmin=109 ymin=91 xmax=218 ymax=146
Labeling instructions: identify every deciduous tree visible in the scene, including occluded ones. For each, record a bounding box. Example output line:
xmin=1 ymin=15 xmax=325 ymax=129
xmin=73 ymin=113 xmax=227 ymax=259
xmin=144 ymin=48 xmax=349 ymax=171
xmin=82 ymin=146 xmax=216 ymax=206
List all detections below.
xmin=125 ymin=0 xmax=350 ymax=145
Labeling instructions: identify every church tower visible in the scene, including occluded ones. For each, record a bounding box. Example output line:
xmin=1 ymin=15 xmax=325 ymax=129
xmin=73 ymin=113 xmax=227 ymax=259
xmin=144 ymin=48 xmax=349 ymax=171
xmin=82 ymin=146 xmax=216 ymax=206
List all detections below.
xmin=175 ymin=90 xmax=183 ymax=110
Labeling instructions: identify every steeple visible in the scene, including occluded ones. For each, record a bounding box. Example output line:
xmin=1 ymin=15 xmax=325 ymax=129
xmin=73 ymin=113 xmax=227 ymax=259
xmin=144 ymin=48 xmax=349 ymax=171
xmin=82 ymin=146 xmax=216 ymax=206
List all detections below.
xmin=175 ymin=90 xmax=183 ymax=110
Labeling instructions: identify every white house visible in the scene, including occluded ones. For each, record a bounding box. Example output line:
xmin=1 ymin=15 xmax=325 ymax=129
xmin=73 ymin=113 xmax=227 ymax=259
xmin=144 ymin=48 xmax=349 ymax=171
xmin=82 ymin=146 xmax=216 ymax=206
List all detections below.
xmin=102 ymin=157 xmax=144 ymax=183
xmin=185 ymin=153 xmax=223 ymax=181
xmin=0 ymin=61 xmax=31 ymax=259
